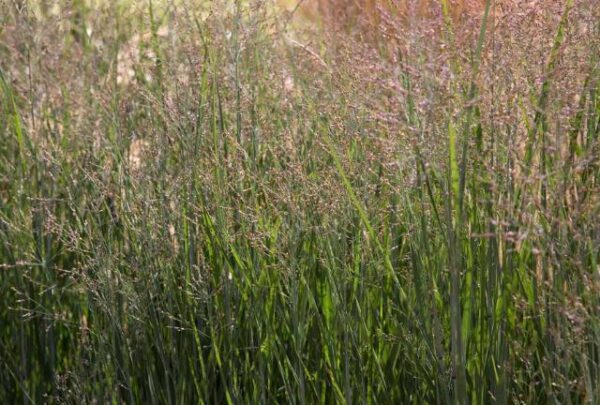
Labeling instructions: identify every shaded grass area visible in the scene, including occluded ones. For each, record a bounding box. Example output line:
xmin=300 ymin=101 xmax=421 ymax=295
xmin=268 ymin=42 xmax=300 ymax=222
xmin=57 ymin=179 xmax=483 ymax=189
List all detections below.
xmin=1 ymin=0 xmax=599 ymax=403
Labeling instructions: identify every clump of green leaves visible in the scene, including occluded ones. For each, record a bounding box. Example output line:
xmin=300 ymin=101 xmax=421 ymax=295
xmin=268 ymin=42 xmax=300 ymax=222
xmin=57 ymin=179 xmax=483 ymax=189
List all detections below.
xmin=1 ymin=0 xmax=599 ymax=403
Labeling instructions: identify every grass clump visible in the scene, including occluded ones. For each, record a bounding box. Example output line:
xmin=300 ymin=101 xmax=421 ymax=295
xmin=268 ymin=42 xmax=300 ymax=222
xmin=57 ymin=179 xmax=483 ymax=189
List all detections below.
xmin=1 ymin=0 xmax=599 ymax=403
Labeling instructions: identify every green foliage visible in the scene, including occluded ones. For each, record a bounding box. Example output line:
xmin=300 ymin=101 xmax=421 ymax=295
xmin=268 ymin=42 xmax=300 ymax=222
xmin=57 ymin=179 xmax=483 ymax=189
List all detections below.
xmin=1 ymin=0 xmax=599 ymax=403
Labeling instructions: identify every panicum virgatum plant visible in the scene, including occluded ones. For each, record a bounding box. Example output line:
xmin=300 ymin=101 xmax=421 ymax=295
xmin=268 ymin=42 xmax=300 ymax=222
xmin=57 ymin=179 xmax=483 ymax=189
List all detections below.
xmin=1 ymin=0 xmax=599 ymax=402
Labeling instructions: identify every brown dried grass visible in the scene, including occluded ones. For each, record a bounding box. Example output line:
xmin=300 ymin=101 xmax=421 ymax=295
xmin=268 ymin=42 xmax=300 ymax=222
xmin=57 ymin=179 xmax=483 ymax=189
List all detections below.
xmin=282 ymin=0 xmax=487 ymax=34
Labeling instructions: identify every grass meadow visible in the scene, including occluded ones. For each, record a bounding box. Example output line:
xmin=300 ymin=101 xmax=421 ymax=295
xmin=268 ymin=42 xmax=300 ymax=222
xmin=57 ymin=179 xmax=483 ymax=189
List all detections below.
xmin=1 ymin=0 xmax=599 ymax=403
